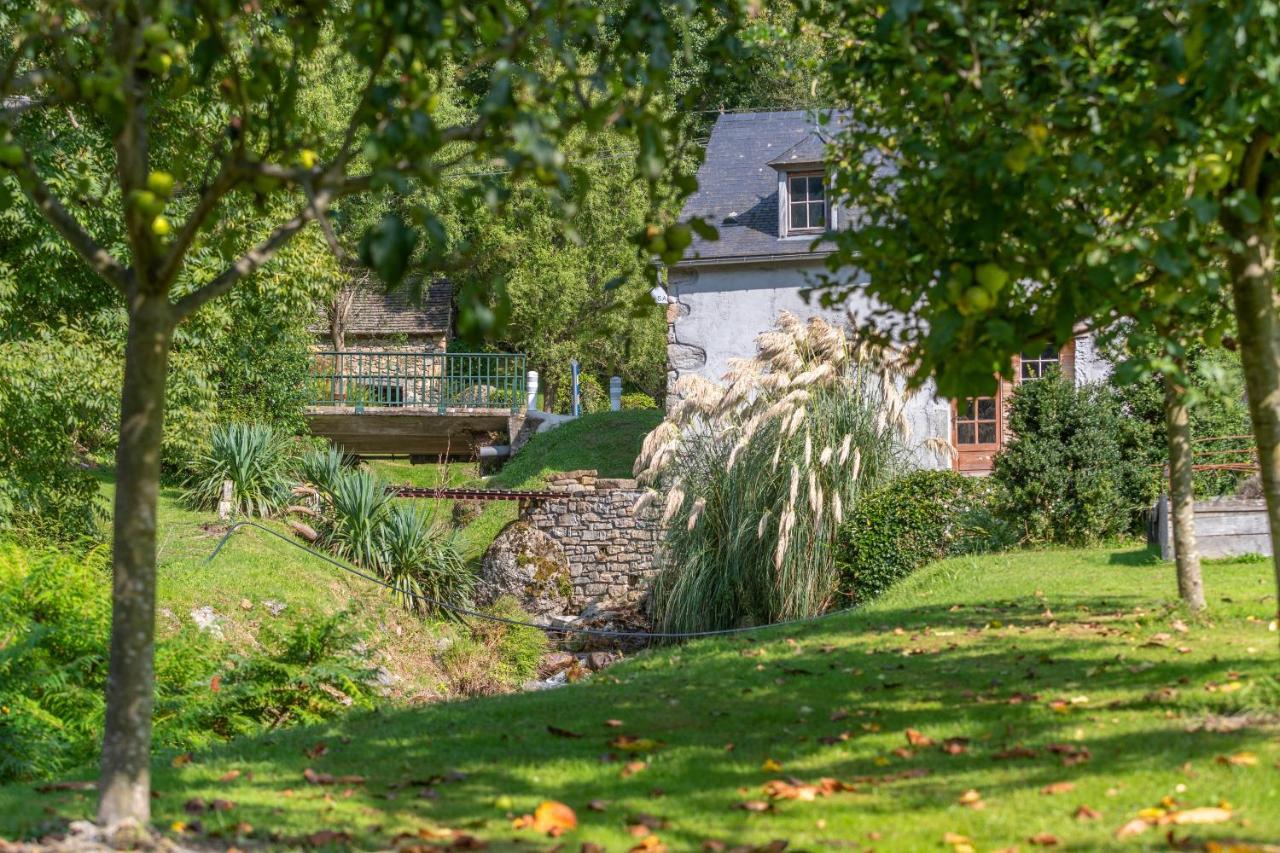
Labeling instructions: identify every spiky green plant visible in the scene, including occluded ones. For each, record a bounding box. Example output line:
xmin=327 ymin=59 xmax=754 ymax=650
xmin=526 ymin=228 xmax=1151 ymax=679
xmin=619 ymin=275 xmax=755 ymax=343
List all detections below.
xmin=322 ymin=468 xmax=394 ymax=569
xmin=182 ymin=422 xmax=293 ymax=518
xmin=297 ymin=447 xmax=353 ymax=498
xmin=636 ymin=313 xmax=912 ymax=632
xmin=378 ymin=503 xmax=474 ymax=616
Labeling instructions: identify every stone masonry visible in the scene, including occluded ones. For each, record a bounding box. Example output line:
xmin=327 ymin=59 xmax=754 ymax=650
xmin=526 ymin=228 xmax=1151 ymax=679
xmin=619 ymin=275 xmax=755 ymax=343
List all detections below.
xmin=519 ymin=469 xmax=662 ymax=610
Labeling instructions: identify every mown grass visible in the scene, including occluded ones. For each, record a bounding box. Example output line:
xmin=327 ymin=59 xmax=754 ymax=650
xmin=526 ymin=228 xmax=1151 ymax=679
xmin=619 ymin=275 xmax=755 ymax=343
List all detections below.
xmin=6 ymin=546 xmax=1277 ymax=850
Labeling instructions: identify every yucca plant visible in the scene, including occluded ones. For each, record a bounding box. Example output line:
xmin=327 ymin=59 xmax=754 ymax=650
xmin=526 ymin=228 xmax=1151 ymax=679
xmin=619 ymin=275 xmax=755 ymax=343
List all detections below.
xmin=183 ymin=422 xmax=293 ymax=517
xmin=636 ymin=312 xmax=915 ymax=633
xmin=322 ymin=468 xmax=394 ymax=569
xmin=378 ymin=503 xmax=474 ymax=616
xmin=296 ymin=447 xmax=352 ymax=498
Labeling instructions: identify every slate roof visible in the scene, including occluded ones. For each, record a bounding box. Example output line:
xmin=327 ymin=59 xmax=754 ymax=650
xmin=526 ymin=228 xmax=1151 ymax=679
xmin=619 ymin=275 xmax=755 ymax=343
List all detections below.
xmin=311 ymin=277 xmax=453 ymax=337
xmin=677 ymin=110 xmax=849 ymax=265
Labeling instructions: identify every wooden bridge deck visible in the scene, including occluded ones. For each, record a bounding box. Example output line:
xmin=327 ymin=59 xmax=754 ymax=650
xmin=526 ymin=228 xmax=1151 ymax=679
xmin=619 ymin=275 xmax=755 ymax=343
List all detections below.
xmin=305 ymin=406 xmax=525 ymax=459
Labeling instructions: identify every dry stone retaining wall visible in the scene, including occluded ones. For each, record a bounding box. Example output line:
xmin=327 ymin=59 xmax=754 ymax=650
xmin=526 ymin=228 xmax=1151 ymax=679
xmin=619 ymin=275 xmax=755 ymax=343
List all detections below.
xmin=519 ymin=469 xmax=662 ymax=610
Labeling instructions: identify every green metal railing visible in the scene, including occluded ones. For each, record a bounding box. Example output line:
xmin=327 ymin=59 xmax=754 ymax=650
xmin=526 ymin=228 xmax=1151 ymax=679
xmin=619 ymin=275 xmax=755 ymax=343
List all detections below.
xmin=309 ymin=351 xmax=527 ymax=414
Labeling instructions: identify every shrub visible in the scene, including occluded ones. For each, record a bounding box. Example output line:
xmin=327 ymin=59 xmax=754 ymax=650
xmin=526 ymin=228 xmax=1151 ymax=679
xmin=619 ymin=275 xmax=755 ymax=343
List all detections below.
xmin=208 ymin=310 xmax=314 ymax=435
xmin=442 ymin=596 xmax=547 ymax=695
xmin=322 ymin=468 xmax=394 ymax=568
xmin=379 ymin=503 xmax=474 ymax=615
xmin=0 ymin=328 xmax=117 ymax=541
xmin=621 ymin=391 xmax=658 ymax=410
xmin=183 ymin=422 xmax=294 ymax=517
xmin=835 ymin=470 xmax=1007 ymax=604
xmin=637 ymin=313 xmax=910 ymax=632
xmin=156 ymin=613 xmax=378 ymax=747
xmin=0 ymin=540 xmax=380 ymax=784
xmin=993 ymin=373 xmax=1159 ymax=544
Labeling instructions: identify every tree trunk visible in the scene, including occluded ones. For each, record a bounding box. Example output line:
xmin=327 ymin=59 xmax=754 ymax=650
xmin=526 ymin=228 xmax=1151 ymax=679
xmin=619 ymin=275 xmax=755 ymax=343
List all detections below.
xmin=1226 ymin=223 xmax=1280 ymax=636
xmin=98 ymin=294 xmax=172 ymax=828
xmin=1164 ymin=370 xmax=1205 ymax=610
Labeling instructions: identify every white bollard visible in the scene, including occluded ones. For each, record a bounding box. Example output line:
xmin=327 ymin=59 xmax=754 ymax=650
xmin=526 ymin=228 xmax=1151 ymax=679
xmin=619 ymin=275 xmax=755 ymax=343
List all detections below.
xmin=526 ymin=370 xmax=539 ymax=411
xmin=609 ymin=376 xmax=622 ymax=412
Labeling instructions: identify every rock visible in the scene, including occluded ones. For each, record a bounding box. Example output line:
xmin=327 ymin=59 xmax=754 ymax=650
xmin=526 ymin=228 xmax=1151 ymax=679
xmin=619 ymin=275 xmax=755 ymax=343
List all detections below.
xmin=585 ymin=651 xmax=618 ymax=671
xmin=478 ymin=521 xmax=574 ymax=617
xmin=523 ymin=670 xmax=570 ymax=691
xmin=539 ymin=651 xmax=576 ymax=677
xmin=189 ymin=606 xmax=223 ymax=639
xmin=263 ymin=599 xmax=287 ymax=616
xmin=451 ymin=499 xmax=484 ymax=527
xmin=596 ymin=478 xmax=639 ymax=490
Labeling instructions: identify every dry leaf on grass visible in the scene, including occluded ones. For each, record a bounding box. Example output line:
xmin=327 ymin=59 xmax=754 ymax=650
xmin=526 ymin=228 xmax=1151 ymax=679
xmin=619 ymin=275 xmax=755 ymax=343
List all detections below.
xmin=1040 ymin=781 xmax=1075 ymax=795
xmin=511 ymin=800 xmax=577 ymax=837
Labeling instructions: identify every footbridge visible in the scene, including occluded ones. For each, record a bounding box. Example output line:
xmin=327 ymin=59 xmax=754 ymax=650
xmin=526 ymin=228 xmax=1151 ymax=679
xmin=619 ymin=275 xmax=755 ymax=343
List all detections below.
xmin=305 ymin=350 xmax=528 ymax=460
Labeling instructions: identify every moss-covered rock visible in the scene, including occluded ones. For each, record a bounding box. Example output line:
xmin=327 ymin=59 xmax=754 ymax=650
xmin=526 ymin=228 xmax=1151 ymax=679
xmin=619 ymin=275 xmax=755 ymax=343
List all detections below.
xmin=477 ymin=521 xmax=573 ymax=617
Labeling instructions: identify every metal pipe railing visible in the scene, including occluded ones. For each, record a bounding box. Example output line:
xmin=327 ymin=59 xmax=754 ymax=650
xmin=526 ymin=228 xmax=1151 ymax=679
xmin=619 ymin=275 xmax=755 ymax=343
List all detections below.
xmin=308 ymin=351 xmax=527 ymax=414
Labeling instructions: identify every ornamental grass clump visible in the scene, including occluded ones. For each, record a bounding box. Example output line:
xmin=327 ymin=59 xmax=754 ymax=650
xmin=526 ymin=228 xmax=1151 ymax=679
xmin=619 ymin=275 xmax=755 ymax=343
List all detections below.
xmin=182 ymin=422 xmax=293 ymax=517
xmin=635 ymin=313 xmax=913 ymax=633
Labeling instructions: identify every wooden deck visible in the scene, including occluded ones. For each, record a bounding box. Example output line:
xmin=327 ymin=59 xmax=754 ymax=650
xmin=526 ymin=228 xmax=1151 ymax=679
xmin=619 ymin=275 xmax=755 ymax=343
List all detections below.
xmin=305 ymin=406 xmax=526 ymax=459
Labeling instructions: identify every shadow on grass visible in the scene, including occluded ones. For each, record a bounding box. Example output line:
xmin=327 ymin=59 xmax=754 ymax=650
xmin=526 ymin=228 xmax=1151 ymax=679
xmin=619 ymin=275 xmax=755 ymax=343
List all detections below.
xmin=41 ymin=593 xmax=1261 ymax=850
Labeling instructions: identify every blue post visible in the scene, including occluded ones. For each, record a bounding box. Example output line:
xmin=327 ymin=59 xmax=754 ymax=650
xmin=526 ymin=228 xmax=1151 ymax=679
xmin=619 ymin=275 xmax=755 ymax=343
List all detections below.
xmin=571 ymin=359 xmax=581 ymax=418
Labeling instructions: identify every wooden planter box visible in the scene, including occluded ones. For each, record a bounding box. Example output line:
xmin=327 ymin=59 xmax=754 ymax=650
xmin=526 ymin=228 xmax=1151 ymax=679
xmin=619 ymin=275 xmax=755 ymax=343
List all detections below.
xmin=1150 ymin=495 xmax=1272 ymax=559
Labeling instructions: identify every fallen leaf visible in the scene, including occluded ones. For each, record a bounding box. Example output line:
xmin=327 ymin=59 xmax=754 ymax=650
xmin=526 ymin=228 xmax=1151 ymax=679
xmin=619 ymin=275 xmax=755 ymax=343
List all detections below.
xmin=610 ymin=735 xmax=664 ymax=753
xmin=1115 ymin=818 xmax=1150 ymax=838
xmin=605 ymin=719 xmax=624 ymax=727
xmin=761 ymin=758 xmax=783 ymax=772
xmin=304 ymin=830 xmax=352 ymax=847
xmin=1169 ymin=806 xmax=1232 ymax=825
xmin=548 ymin=725 xmax=583 ymax=739
xmin=304 ymin=742 xmax=328 ymax=759
xmin=905 ymin=728 xmax=934 ymax=747
xmin=993 ymin=745 xmax=1037 ymax=760
xmin=171 ymin=752 xmax=194 ymax=768
xmin=735 ymin=800 xmax=772 ymax=812
xmin=943 ymin=832 xmax=971 ymax=844
xmin=516 ymin=800 xmax=577 ymax=837
xmin=587 ymin=799 xmax=609 ymax=812
xmin=958 ymin=789 xmax=985 ymax=809
xmin=1041 ymin=781 xmax=1075 ymax=795
xmin=218 ymin=770 xmax=242 ymax=783
xmin=1074 ymin=805 xmax=1102 ymax=821
xmin=1216 ymin=752 xmax=1258 ymax=767
xmin=621 ymin=760 xmax=647 ymax=778
xmin=1028 ymin=832 xmax=1060 ymax=846
xmin=940 ymin=737 xmax=970 ymax=755
xmin=628 ymin=837 xmax=668 ymax=853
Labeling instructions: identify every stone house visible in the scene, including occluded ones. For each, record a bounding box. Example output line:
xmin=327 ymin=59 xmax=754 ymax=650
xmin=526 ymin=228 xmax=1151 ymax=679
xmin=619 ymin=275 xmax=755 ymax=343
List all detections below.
xmin=664 ymin=110 xmax=1109 ymax=474
xmin=314 ymin=275 xmax=454 ymax=354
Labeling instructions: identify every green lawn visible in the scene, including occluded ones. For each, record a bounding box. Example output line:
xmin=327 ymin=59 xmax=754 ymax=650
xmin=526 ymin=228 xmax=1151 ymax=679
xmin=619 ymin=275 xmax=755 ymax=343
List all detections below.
xmin=6 ymin=546 xmax=1278 ymax=850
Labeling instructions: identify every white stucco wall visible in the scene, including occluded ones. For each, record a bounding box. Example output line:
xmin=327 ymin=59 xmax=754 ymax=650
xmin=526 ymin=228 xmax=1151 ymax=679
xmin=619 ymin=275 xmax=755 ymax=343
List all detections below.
xmin=1071 ymin=333 xmax=1112 ymax=384
xmin=666 ymin=259 xmax=953 ymax=470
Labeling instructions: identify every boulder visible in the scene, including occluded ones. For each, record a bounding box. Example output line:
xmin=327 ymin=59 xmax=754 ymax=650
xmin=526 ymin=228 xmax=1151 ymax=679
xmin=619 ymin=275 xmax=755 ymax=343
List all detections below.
xmin=478 ymin=521 xmax=574 ymax=617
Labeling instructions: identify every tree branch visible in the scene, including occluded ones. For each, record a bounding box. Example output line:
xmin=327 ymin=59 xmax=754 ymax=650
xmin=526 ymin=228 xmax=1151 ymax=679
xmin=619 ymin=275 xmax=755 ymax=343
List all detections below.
xmin=8 ymin=158 xmax=130 ymax=293
xmin=1237 ymin=127 xmax=1274 ymax=196
xmin=169 ymin=204 xmax=317 ymax=321
xmin=155 ymin=157 xmax=239 ymax=288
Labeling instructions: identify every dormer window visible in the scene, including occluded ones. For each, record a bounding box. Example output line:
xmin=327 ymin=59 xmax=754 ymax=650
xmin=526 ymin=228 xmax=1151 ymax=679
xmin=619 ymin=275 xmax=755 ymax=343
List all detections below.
xmin=786 ymin=173 xmax=826 ymax=234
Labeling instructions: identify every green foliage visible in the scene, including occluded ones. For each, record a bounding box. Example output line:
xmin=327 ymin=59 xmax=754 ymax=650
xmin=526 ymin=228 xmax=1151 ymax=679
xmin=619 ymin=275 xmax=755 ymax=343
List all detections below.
xmin=621 ymin=391 xmax=658 ymax=410
xmin=835 ymin=471 xmax=1006 ymax=605
xmin=993 ymin=374 xmax=1160 ymax=545
xmin=157 ymin=613 xmax=378 ymax=748
xmin=809 ymin=0 xmax=1269 ymax=398
xmin=296 ymin=447 xmax=352 ymax=497
xmin=1109 ymin=346 xmax=1254 ymax=497
xmin=321 ymin=468 xmax=394 ymax=569
xmin=205 ymin=309 xmax=315 ymax=435
xmin=379 ymin=504 xmax=473 ymax=617
xmin=643 ymin=316 xmax=908 ymax=632
xmin=441 ymin=596 xmax=547 ymax=695
xmin=0 ymin=541 xmax=378 ymax=783
xmin=182 ymin=423 xmax=293 ymax=518
xmin=0 ymin=328 xmax=117 ymax=540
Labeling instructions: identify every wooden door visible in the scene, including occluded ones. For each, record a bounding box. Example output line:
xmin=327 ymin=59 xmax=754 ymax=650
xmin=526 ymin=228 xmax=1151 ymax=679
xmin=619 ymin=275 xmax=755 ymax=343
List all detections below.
xmin=953 ymin=383 xmax=1004 ymax=474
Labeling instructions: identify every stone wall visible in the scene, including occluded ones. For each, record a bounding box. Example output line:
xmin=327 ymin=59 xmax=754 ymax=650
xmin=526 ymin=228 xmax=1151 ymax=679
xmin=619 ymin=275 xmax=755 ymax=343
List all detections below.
xmin=519 ymin=469 xmax=662 ymax=610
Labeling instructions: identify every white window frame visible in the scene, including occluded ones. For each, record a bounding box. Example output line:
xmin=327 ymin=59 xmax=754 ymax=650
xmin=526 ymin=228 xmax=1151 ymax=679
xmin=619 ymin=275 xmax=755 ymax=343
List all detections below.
xmin=777 ymin=169 xmax=835 ymax=238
